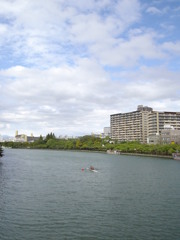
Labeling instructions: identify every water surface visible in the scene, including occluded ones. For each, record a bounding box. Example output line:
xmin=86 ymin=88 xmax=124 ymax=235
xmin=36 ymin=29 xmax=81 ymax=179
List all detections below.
xmin=0 ymin=149 xmax=180 ymax=239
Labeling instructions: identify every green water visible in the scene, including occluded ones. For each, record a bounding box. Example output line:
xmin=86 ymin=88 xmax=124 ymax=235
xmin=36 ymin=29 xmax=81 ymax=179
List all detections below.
xmin=0 ymin=149 xmax=180 ymax=239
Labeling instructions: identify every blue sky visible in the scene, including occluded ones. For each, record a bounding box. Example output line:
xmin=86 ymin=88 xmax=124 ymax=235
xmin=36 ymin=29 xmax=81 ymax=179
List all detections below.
xmin=0 ymin=0 xmax=180 ymax=137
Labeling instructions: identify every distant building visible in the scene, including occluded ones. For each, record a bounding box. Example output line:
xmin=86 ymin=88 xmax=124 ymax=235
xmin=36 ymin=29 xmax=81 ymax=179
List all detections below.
xmin=91 ymin=132 xmax=101 ymax=138
xmin=100 ymin=127 xmax=111 ymax=138
xmin=103 ymin=127 xmax=111 ymax=138
xmin=14 ymin=131 xmax=40 ymax=143
xmin=91 ymin=128 xmax=111 ymax=139
xmin=111 ymin=105 xmax=180 ymax=144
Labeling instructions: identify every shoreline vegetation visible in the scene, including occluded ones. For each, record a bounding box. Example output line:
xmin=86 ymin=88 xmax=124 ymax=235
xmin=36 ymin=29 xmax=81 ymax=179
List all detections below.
xmin=1 ymin=134 xmax=180 ymax=159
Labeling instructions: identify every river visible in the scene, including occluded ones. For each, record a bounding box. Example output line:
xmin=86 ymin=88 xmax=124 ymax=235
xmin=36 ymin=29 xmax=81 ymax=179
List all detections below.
xmin=0 ymin=149 xmax=180 ymax=239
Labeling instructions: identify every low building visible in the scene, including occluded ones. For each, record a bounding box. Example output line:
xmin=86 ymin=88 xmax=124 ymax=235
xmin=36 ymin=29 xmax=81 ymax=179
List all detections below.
xmin=147 ymin=125 xmax=180 ymax=144
xmin=147 ymin=133 xmax=160 ymax=144
xmin=160 ymin=125 xmax=180 ymax=144
xmin=15 ymin=133 xmax=27 ymax=142
xmin=14 ymin=131 xmax=40 ymax=143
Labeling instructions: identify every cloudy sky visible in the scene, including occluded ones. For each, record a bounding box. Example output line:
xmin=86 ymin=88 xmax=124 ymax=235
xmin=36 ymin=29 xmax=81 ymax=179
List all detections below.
xmin=0 ymin=0 xmax=180 ymax=137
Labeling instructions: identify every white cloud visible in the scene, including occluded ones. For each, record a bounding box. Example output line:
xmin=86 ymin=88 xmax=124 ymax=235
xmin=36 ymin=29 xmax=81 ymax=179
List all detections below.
xmin=0 ymin=0 xmax=174 ymax=69
xmin=90 ymin=31 xmax=166 ymax=66
xmin=146 ymin=6 xmax=162 ymax=14
xmin=1 ymin=62 xmax=180 ymax=136
xmin=162 ymin=41 xmax=180 ymax=55
xmin=0 ymin=0 xmax=142 ymax=68
xmin=0 ymin=0 xmax=179 ymax=136
xmin=120 ymin=66 xmax=180 ymax=102
xmin=0 ymin=23 xmax=7 ymax=35
xmin=0 ymin=60 xmax=114 ymax=135
xmin=146 ymin=6 xmax=169 ymax=15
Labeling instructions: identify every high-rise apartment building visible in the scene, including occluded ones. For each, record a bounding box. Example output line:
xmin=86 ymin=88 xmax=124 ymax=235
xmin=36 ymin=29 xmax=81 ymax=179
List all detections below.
xmin=110 ymin=105 xmax=180 ymax=143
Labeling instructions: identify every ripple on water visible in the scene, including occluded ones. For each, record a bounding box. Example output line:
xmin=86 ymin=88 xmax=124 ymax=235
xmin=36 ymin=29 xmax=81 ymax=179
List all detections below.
xmin=0 ymin=149 xmax=180 ymax=240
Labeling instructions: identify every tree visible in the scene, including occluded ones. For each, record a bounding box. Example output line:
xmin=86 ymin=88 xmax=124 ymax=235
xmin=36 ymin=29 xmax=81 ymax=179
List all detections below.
xmin=45 ymin=132 xmax=56 ymax=141
xmin=76 ymin=139 xmax=82 ymax=149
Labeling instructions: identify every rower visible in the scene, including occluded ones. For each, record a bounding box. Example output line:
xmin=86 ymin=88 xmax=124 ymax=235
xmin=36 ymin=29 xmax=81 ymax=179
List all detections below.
xmin=90 ymin=166 xmax=95 ymax=170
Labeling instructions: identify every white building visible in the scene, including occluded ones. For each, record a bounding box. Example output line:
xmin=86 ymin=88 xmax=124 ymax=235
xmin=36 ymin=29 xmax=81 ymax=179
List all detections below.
xmin=111 ymin=105 xmax=180 ymax=144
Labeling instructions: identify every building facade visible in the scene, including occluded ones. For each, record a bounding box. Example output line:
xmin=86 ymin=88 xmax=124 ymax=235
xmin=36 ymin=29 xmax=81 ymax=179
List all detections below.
xmin=110 ymin=105 xmax=180 ymax=144
xmin=103 ymin=127 xmax=111 ymax=138
xmin=14 ymin=131 xmax=40 ymax=142
xmin=159 ymin=125 xmax=180 ymax=144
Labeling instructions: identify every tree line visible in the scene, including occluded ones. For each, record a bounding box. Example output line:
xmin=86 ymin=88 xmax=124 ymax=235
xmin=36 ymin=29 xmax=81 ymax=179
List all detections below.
xmin=1 ymin=133 xmax=180 ymax=156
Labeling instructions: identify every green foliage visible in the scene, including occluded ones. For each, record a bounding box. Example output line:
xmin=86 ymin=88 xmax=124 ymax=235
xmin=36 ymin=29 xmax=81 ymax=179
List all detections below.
xmin=110 ymin=141 xmax=180 ymax=156
xmin=45 ymin=132 xmax=56 ymax=141
xmin=1 ymin=133 xmax=180 ymax=157
xmin=2 ymin=141 xmax=30 ymax=149
xmin=37 ymin=135 xmax=45 ymax=144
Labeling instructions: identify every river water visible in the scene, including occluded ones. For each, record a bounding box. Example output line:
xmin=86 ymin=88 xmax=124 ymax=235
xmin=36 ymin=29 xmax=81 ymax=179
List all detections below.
xmin=0 ymin=149 xmax=180 ymax=240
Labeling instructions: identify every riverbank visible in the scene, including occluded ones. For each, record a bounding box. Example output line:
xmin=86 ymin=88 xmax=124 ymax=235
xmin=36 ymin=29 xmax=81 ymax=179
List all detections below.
xmin=1 ymin=146 xmax=174 ymax=160
xmin=119 ymin=152 xmax=173 ymax=159
xmin=106 ymin=149 xmax=173 ymax=159
xmin=1 ymin=136 xmax=179 ymax=159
